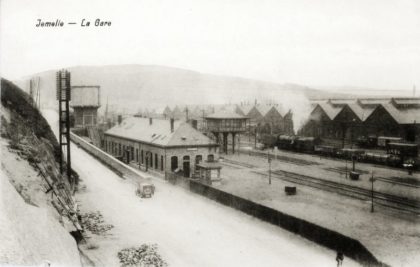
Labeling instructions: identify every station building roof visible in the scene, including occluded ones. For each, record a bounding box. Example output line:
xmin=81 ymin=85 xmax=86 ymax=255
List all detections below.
xmin=105 ymin=117 xmax=218 ymax=147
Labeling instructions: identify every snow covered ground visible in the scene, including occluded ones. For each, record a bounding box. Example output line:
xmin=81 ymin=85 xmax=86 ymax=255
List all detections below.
xmin=0 ymin=106 xmax=80 ymax=267
xmin=0 ymin=167 xmax=81 ymax=267
xmin=221 ymin=153 xmax=420 ymax=266
xmin=72 ymin=144 xmax=360 ymax=267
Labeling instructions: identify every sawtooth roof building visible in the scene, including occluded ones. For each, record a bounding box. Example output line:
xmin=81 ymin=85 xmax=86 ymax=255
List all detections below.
xmin=152 ymin=103 xmax=294 ymax=135
xmin=300 ymin=97 xmax=420 ymax=147
xmin=103 ymin=117 xmax=219 ymax=177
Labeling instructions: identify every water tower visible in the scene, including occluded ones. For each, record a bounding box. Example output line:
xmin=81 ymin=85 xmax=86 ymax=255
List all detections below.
xmin=70 ymin=85 xmax=101 ymax=127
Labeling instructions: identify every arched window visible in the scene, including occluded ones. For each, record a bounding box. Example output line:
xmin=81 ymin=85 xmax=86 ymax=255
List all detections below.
xmin=171 ymin=156 xmax=178 ymax=171
xmin=150 ymin=152 xmax=153 ymax=167
xmin=195 ymin=155 xmax=203 ymax=165
xmin=183 ymin=156 xmax=190 ymax=177
xmin=207 ymin=154 xmax=214 ymax=162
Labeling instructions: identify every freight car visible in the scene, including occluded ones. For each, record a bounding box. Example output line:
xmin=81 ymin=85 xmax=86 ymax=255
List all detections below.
xmin=277 ymin=135 xmax=298 ymax=150
xmin=260 ymin=134 xmax=419 ymax=169
xmin=295 ymin=137 xmax=320 ymax=153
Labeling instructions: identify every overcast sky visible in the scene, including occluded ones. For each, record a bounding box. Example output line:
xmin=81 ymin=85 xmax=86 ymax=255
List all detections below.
xmin=1 ymin=0 xmax=419 ymax=91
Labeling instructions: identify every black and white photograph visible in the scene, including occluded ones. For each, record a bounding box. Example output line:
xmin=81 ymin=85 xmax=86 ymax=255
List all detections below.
xmin=0 ymin=0 xmax=419 ymax=266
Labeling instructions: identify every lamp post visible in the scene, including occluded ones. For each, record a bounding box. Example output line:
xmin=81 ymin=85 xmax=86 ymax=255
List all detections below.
xmin=268 ymin=151 xmax=272 ymax=185
xmin=370 ymin=171 xmax=375 ymax=213
xmin=145 ymin=152 xmax=150 ymax=172
xmin=238 ymin=134 xmax=240 ymax=156
xmin=345 ymin=157 xmax=348 ymax=179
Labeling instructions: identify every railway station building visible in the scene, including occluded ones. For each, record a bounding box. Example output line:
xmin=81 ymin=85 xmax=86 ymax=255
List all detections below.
xmin=103 ymin=117 xmax=219 ymax=177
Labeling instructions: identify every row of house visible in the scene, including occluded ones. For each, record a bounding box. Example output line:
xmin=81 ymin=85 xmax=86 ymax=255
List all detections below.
xmin=145 ymin=103 xmax=294 ymax=135
xmin=299 ymin=98 xmax=420 ymax=146
xmin=234 ymin=104 xmax=294 ymax=135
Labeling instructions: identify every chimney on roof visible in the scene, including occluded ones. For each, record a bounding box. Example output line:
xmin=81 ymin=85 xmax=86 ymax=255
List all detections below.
xmin=149 ymin=117 xmax=153 ymax=125
xmin=118 ymin=115 xmax=122 ymax=125
xmin=170 ymin=118 xmax=174 ymax=133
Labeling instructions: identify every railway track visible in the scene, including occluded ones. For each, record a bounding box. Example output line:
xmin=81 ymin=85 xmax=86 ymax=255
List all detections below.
xmin=375 ymin=177 xmax=420 ymax=189
xmin=239 ymin=149 xmax=319 ymax=166
xmin=222 ymin=158 xmax=257 ymax=169
xmin=223 ymin=159 xmax=420 ymax=215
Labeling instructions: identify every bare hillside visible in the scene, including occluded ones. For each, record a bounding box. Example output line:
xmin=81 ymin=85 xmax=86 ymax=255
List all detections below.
xmin=15 ymin=64 xmax=347 ymax=113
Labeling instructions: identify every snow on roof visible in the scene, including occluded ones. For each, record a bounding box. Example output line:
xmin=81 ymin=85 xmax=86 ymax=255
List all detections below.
xmin=105 ymin=117 xmax=217 ymax=147
xmin=357 ymin=98 xmax=390 ymax=106
xmin=309 ymin=97 xmax=420 ymax=124
xmin=347 ymin=103 xmax=375 ymax=121
xmin=70 ymin=86 xmax=100 ymax=107
xmin=382 ymin=103 xmax=420 ymax=124
xmin=317 ymin=102 xmax=342 ymax=120
xmin=237 ymin=105 xmax=254 ymax=115
xmin=272 ymin=105 xmax=289 ymax=117
xmin=329 ymin=99 xmax=355 ymax=106
xmin=392 ymin=98 xmax=420 ymax=106
xmin=255 ymin=104 xmax=273 ymax=116
xmin=205 ymin=110 xmax=246 ymax=119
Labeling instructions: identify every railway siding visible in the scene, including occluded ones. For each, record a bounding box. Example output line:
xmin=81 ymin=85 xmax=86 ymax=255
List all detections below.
xmin=217 ymin=154 xmax=420 ymax=266
xmin=232 ymin=150 xmax=420 ymax=201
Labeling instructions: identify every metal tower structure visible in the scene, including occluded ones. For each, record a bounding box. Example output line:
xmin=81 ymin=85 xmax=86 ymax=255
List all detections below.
xmin=56 ymin=70 xmax=72 ymax=184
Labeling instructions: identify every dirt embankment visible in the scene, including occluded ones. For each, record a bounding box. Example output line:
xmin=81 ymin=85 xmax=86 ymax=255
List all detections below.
xmin=1 ymin=78 xmax=82 ymax=266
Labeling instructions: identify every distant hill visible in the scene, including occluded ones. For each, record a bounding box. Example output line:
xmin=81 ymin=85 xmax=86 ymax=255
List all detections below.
xmin=14 ymin=64 xmax=350 ymax=114
xmin=315 ymin=86 xmax=414 ymax=98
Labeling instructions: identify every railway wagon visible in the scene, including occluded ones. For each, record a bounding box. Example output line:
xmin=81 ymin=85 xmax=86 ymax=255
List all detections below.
xmin=360 ymin=153 xmax=390 ymax=165
xmin=356 ymin=135 xmax=378 ymax=148
xmin=277 ymin=135 xmax=297 ymax=150
xmin=314 ymin=145 xmax=339 ymax=157
xmin=338 ymin=148 xmax=365 ymax=160
xmin=260 ymin=134 xmax=278 ymax=148
xmin=294 ymin=137 xmax=320 ymax=153
xmin=387 ymin=142 xmax=418 ymax=167
xmin=377 ymin=136 xmax=402 ymax=148
xmin=259 ymin=133 xmax=419 ymax=170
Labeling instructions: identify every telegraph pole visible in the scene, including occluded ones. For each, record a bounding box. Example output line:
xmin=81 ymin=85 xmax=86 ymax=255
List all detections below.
xmin=268 ymin=151 xmax=272 ymax=185
xmin=345 ymin=157 xmax=348 ymax=179
xmin=370 ymin=171 xmax=374 ymax=213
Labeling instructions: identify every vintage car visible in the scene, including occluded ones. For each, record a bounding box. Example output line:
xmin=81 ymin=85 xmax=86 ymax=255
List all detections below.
xmin=136 ymin=182 xmax=155 ymax=198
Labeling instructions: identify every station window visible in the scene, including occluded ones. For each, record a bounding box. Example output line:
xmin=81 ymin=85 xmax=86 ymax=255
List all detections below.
xmin=150 ymin=152 xmax=153 ymax=167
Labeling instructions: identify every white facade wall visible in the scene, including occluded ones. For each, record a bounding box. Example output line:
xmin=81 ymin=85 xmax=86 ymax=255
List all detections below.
xmin=104 ymin=135 xmax=219 ymax=177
